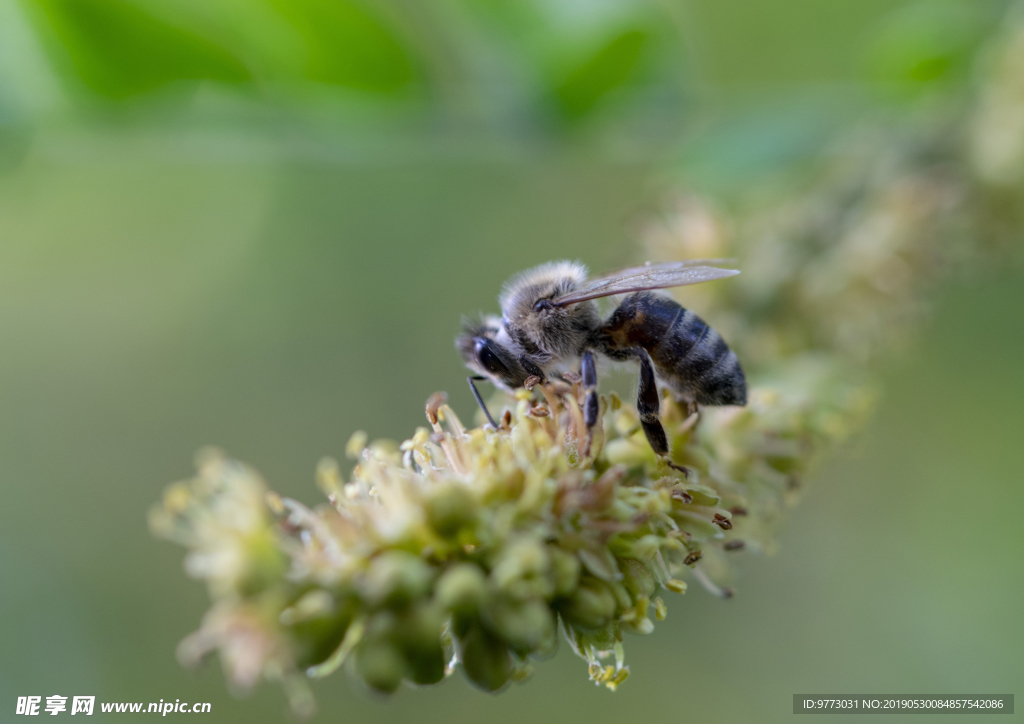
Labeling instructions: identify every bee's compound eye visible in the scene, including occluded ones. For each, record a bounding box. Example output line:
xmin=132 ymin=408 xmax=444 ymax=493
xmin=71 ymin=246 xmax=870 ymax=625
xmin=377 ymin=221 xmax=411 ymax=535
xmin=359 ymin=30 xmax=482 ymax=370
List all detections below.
xmin=474 ymin=338 xmax=509 ymax=376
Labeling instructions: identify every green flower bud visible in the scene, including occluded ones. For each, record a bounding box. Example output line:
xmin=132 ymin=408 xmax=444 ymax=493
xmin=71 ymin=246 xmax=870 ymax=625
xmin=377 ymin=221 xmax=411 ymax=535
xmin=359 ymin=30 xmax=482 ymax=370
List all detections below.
xmin=396 ymin=603 xmax=446 ymax=687
xmin=395 ymin=601 xmax=444 ymax=650
xmin=354 ymin=639 xmax=405 ymax=694
xmin=237 ymin=528 xmax=288 ymax=598
xmin=547 ymin=545 xmax=580 ymax=597
xmin=359 ymin=552 xmax=434 ymax=608
xmin=609 ymin=534 xmax=663 ymax=561
xmin=435 ymin=563 xmax=486 ymax=613
xmin=286 ymin=593 xmax=357 ymax=669
xmin=577 ymin=547 xmax=621 ymax=582
xmin=603 ymin=437 xmax=656 ymax=468
xmin=621 ymin=558 xmax=656 ymax=600
xmin=490 ymin=538 xmax=552 ymax=599
xmin=426 ymin=483 xmax=476 ymax=536
xmin=403 ymin=643 xmax=446 ymax=686
xmin=280 ymin=590 xmax=335 ymax=625
xmin=481 ymin=594 xmax=555 ymax=653
xmin=459 ymin=624 xmax=512 ymax=692
xmin=292 ymin=618 xmax=351 ymax=669
xmin=363 ymin=610 xmax=398 ymax=639
xmin=608 ymin=581 xmax=632 ymax=613
xmin=559 ymin=578 xmax=617 ymax=630
xmin=577 ymin=622 xmax=619 ymax=652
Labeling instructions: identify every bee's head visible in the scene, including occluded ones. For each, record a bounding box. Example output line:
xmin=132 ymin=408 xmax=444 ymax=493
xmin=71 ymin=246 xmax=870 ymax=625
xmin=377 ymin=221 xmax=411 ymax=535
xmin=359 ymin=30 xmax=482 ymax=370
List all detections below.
xmin=457 ymin=319 xmax=530 ymax=390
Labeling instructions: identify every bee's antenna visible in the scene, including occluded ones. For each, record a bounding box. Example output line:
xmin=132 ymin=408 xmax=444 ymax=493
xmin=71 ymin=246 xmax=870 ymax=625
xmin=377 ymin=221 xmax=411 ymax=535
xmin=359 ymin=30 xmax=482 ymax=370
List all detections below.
xmin=467 ymin=376 xmax=498 ymax=429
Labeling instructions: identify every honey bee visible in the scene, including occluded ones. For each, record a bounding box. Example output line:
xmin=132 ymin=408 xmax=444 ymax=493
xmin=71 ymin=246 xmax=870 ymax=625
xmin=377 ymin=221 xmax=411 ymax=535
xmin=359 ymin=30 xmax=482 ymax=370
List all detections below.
xmin=457 ymin=260 xmax=747 ymax=464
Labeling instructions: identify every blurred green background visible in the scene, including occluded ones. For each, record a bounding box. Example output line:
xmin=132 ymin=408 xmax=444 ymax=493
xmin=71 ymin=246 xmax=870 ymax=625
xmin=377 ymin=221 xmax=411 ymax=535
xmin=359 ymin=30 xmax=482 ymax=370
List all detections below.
xmin=0 ymin=0 xmax=1021 ymax=721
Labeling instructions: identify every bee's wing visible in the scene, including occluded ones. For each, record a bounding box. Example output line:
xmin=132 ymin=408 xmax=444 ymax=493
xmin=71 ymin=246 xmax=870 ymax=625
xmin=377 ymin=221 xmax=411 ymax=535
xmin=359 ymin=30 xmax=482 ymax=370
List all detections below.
xmin=584 ymin=258 xmax=735 ymax=283
xmin=550 ymin=261 xmax=739 ymax=307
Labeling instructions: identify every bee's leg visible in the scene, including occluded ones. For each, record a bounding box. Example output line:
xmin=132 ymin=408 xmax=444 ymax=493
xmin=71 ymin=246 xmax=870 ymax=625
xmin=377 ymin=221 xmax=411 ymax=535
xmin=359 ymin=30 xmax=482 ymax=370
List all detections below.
xmin=517 ymin=355 xmax=546 ymax=384
xmin=636 ymin=350 xmax=688 ymax=476
xmin=636 ymin=350 xmax=668 ymax=453
xmin=467 ymin=376 xmax=498 ymax=429
xmin=581 ymin=350 xmax=599 ymax=428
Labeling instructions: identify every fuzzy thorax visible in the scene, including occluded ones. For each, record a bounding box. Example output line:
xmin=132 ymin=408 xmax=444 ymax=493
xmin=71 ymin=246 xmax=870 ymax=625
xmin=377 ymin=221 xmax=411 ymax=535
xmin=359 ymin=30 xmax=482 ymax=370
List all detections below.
xmin=498 ymin=261 xmax=601 ymax=365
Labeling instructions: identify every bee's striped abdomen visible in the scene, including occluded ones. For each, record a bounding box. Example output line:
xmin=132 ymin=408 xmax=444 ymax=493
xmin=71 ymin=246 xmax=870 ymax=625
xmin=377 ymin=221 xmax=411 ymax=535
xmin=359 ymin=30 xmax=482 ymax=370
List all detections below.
xmin=660 ymin=307 xmax=746 ymax=405
xmin=598 ymin=292 xmax=746 ymax=406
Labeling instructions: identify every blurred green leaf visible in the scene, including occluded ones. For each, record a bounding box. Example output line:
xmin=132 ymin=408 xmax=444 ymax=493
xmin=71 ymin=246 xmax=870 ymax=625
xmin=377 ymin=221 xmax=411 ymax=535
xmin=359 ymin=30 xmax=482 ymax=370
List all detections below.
xmin=268 ymin=0 xmax=419 ymax=93
xmin=550 ymin=27 xmax=653 ymax=122
xmin=457 ymin=0 xmax=541 ymax=38
xmin=0 ymin=95 xmax=32 ymax=173
xmin=674 ymin=95 xmax=842 ymax=194
xmin=28 ymin=0 xmax=251 ymax=100
xmin=864 ymin=0 xmax=993 ymax=99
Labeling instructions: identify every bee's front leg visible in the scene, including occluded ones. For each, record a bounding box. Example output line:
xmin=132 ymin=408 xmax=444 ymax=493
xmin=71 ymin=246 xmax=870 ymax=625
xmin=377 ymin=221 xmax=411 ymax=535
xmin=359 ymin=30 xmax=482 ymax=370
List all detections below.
xmin=517 ymin=354 xmax=546 ymax=385
xmin=466 ymin=376 xmax=498 ymax=429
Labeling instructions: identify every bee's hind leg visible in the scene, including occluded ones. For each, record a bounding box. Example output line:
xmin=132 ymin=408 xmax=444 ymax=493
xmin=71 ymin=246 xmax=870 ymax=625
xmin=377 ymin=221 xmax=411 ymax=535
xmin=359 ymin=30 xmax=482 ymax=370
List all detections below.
xmin=636 ymin=349 xmax=689 ymax=477
xmin=581 ymin=350 xmax=599 ymax=429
